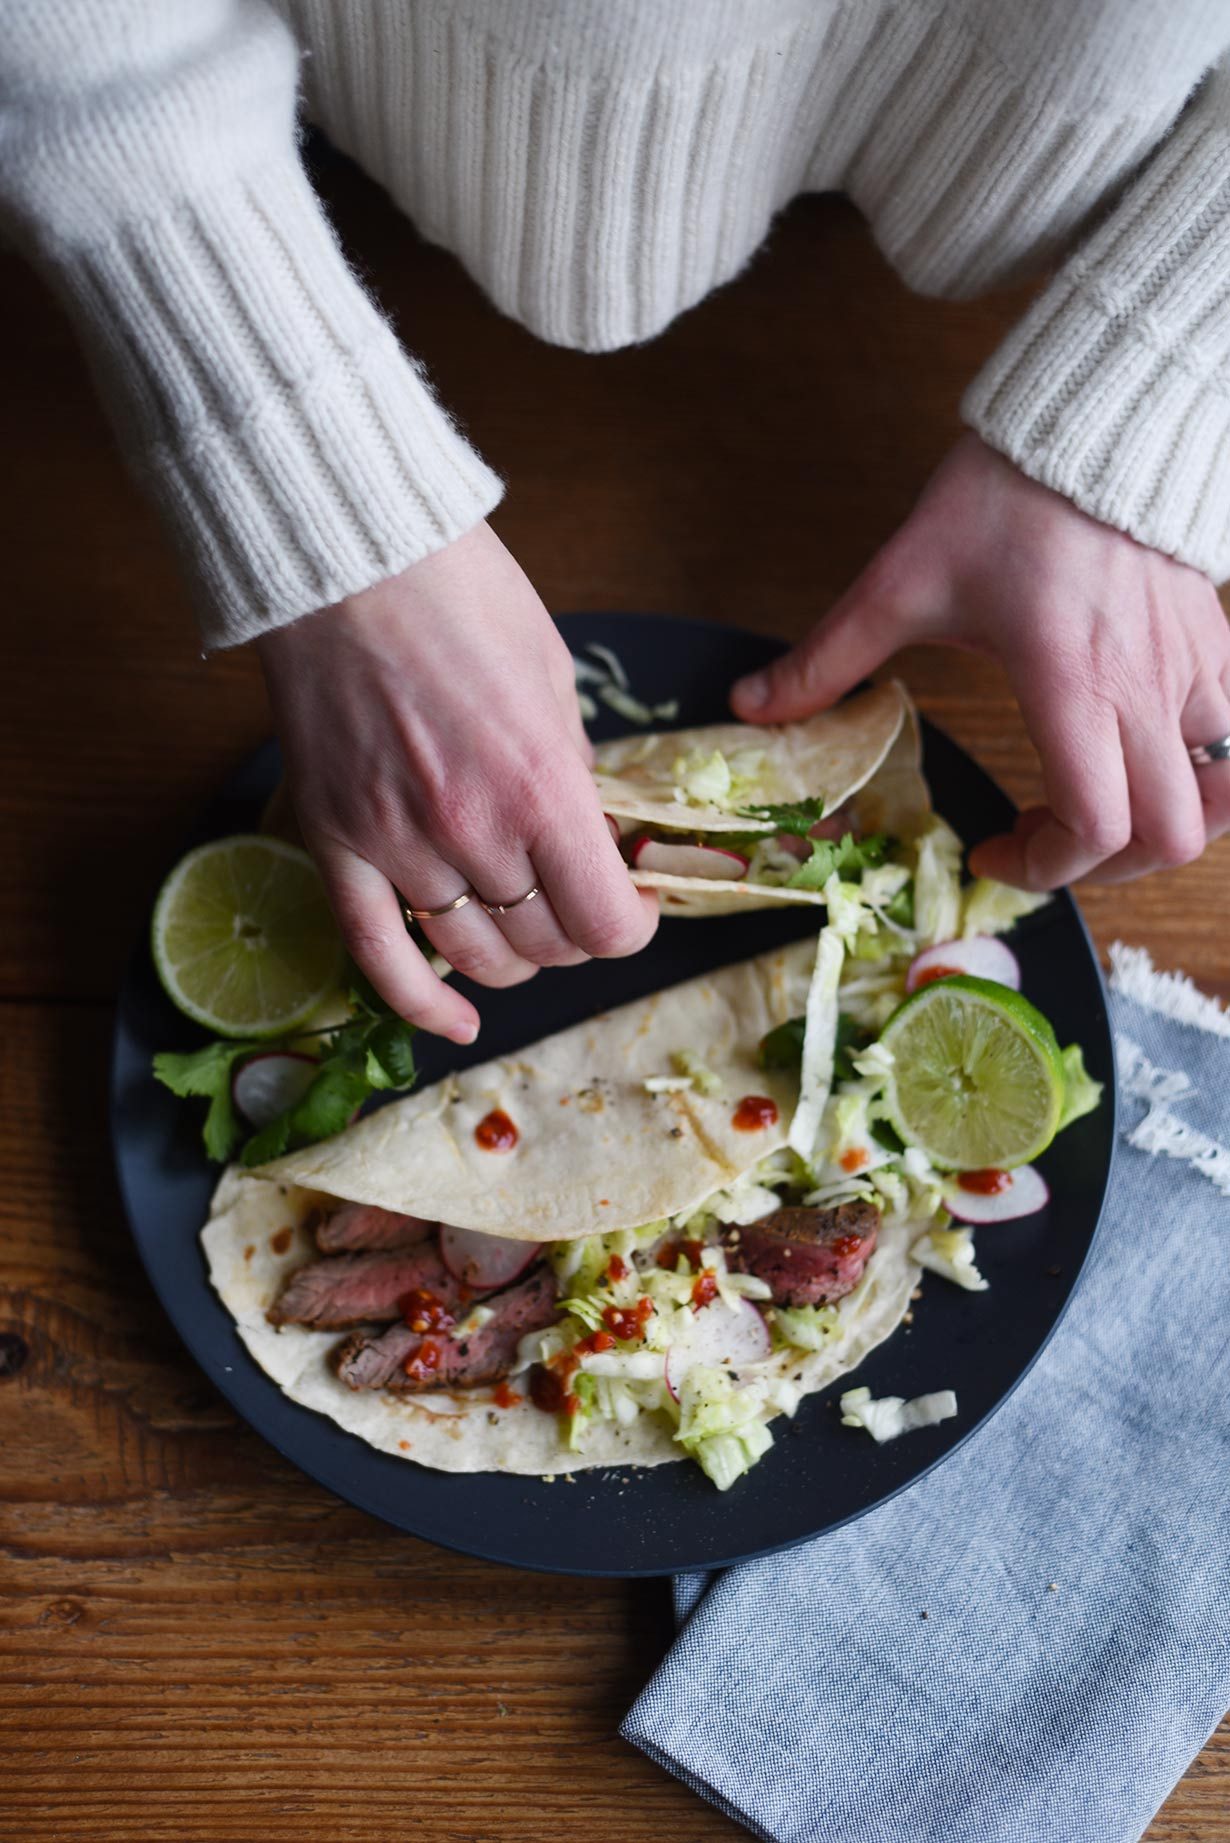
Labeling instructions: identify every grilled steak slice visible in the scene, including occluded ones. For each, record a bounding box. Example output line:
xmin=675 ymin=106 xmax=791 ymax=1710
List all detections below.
xmin=269 ymin=1242 xmax=461 ymax=1330
xmin=314 ymin=1203 xmax=433 ymax=1255
xmin=723 ymin=1201 xmax=879 ymax=1308
xmin=333 ymin=1265 xmax=559 ymax=1393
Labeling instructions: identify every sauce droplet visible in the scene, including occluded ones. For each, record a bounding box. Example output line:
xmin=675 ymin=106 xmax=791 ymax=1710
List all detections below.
xmin=732 ymin=1094 xmax=779 ymax=1132
xmin=691 ymin=1270 xmax=719 ymax=1309
xmin=839 ymin=1147 xmax=870 ymax=1173
xmin=492 ymin=1381 xmax=522 ymax=1410
xmin=958 ymin=1167 xmax=1012 ymax=1195
xmin=475 ymin=1109 xmax=519 ymax=1152
xmin=914 ymin=963 xmax=961 ymax=988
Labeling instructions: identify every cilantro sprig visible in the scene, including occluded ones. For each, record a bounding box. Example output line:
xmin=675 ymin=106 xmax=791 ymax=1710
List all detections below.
xmin=736 ymin=797 xmax=830 ymax=836
xmin=734 ymin=800 xmax=891 ymax=890
xmin=758 ymin=1011 xmax=869 ymax=1082
xmin=153 ymin=964 xmax=419 ymax=1166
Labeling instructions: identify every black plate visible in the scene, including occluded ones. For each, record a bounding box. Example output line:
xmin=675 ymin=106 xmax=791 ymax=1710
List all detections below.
xmin=111 ymin=613 xmax=1115 ymax=1576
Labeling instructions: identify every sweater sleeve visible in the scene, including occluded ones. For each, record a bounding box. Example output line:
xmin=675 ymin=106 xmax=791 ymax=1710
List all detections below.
xmin=0 ymin=0 xmax=504 ymax=648
xmin=962 ymin=54 xmax=1230 ymax=584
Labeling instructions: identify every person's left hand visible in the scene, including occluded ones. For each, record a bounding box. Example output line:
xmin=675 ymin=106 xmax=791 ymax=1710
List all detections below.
xmin=729 ymin=433 xmax=1230 ymax=888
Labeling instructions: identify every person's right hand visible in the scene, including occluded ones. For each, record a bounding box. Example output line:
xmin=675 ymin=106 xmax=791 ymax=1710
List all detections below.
xmin=257 ymin=522 xmax=658 ymax=1044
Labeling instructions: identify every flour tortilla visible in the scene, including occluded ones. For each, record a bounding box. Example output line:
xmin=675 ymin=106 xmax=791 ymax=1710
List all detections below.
xmin=594 ymin=680 xmax=907 ymax=835
xmin=632 ymin=694 xmax=932 ymax=918
xmin=256 ymin=939 xmax=823 ymax=1238
xmin=202 ymin=1166 xmax=918 ymax=1477
xmin=200 ymin=937 xmax=920 ymax=1476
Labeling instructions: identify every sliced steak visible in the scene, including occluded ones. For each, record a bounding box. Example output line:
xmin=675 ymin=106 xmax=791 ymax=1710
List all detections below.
xmin=333 ymin=1265 xmax=559 ymax=1393
xmin=269 ymin=1242 xmax=461 ymax=1330
xmin=314 ymin=1203 xmax=433 ymax=1255
xmin=722 ymin=1200 xmax=879 ymax=1308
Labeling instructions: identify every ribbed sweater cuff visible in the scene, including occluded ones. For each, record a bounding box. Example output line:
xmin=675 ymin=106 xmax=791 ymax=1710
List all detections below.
xmin=963 ymin=69 xmax=1230 ymax=584
xmin=55 ymin=156 xmax=504 ymax=648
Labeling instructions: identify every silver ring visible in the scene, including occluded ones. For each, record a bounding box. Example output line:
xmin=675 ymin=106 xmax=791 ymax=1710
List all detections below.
xmin=404 ymin=887 xmax=475 ymax=920
xmin=480 ymin=884 xmax=541 ymax=916
xmin=1188 ymin=734 xmax=1230 ymax=766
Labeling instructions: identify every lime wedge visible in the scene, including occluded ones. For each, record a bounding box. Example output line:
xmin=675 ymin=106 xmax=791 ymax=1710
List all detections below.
xmin=152 ymin=836 xmax=343 ymax=1037
xmin=880 ymin=975 xmax=1065 ymax=1170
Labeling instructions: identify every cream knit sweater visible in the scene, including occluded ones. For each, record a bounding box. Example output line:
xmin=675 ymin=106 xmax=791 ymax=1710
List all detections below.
xmin=4 ymin=1 xmax=1230 ymax=647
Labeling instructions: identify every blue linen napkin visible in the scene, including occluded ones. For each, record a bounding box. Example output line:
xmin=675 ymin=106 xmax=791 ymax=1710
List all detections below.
xmin=623 ymin=946 xmax=1230 ymax=1843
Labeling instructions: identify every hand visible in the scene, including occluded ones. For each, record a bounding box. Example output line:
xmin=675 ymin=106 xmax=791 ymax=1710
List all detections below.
xmin=731 ymin=433 xmax=1230 ymax=888
xmin=257 ymin=522 xmax=657 ymax=1043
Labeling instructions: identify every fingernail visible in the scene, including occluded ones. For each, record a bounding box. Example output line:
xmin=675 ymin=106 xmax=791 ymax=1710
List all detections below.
xmin=734 ymin=673 xmax=770 ymax=711
xmin=451 ymin=1020 xmax=479 ymax=1046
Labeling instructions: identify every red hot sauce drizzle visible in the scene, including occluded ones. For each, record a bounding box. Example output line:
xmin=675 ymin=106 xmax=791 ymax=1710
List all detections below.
xmin=958 ymin=1167 xmax=1012 ymax=1196
xmin=732 ymin=1094 xmax=780 ymax=1133
xmin=474 ymin=1109 xmax=519 ymax=1152
xmin=399 ymin=1288 xmax=456 ymax=1335
xmin=691 ymin=1270 xmax=719 ymax=1309
xmin=913 ymin=964 xmax=961 ymax=989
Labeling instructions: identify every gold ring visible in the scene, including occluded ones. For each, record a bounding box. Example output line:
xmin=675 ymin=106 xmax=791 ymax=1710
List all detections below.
xmin=404 ymin=887 xmax=475 ymax=920
xmin=480 ymin=884 xmax=541 ymax=916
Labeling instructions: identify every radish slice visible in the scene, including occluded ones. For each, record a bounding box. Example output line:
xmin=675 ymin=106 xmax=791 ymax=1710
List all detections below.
xmin=944 ymin=1164 xmax=1050 ymax=1223
xmin=439 ymin=1223 xmax=542 ymax=1291
xmin=906 ymin=935 xmax=1021 ymax=994
xmin=232 ymin=1052 xmax=319 ymax=1126
xmin=664 ymin=1297 xmax=772 ymax=1400
xmin=631 ymin=838 xmax=750 ymax=880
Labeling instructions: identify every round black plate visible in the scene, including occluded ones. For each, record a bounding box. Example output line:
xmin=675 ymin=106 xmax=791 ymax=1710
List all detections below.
xmin=111 ymin=613 xmax=1115 ymax=1576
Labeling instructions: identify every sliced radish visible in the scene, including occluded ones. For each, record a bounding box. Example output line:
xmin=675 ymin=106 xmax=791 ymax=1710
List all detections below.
xmin=631 ymin=837 xmax=750 ymax=880
xmin=906 ymin=935 xmax=1021 ymax=994
xmin=664 ymin=1297 xmax=772 ymax=1400
xmin=232 ymin=1052 xmax=319 ymax=1126
xmin=439 ymin=1223 xmax=542 ymax=1291
xmin=944 ymin=1164 xmax=1050 ymax=1224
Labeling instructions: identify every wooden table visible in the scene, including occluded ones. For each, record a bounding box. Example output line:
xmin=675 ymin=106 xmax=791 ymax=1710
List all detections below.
xmin=3 ymin=154 xmax=1227 ymax=1841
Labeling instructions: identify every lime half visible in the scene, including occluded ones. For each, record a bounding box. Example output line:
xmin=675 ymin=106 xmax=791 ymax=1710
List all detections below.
xmin=880 ymin=975 xmax=1065 ymax=1170
xmin=152 ymin=836 xmax=342 ymax=1037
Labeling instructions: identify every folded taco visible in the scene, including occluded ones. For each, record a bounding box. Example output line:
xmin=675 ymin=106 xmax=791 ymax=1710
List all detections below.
xmin=592 ymin=680 xmax=932 ymax=917
xmin=203 ymin=937 xmax=931 ymax=1490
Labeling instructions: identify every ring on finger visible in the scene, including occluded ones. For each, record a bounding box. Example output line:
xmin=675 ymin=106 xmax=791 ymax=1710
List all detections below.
xmin=479 ymin=883 xmax=541 ymax=916
xmin=1188 ymin=734 xmax=1230 ymax=766
xmin=404 ymin=886 xmax=475 ymax=921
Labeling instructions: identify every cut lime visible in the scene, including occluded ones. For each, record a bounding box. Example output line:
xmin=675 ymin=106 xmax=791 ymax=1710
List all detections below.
xmin=152 ymin=836 xmax=343 ymax=1037
xmin=880 ymin=975 xmax=1065 ymax=1170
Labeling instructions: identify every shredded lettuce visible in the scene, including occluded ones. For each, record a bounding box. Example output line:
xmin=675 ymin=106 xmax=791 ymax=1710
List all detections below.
xmin=961 ymin=877 xmax=1051 ymax=939
xmin=1058 ymin=1043 xmax=1103 ymax=1131
xmin=912 ymin=1224 xmax=988 ymax=1291
xmin=787 ymin=923 xmax=846 ymax=1162
xmin=839 ymin=1385 xmax=958 ymax=1442
xmin=671 ymin=1049 xmax=722 ymax=1096
xmin=673 ymin=1365 xmax=777 ymax=1490
xmin=912 ymin=817 xmax=964 ymax=946
xmin=773 ymin=1303 xmax=840 ymax=1351
xmin=671 ymin=747 xmax=766 ymax=811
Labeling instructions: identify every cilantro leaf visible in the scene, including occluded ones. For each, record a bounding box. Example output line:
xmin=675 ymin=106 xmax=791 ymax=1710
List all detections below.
xmin=153 ymin=1040 xmax=258 ymax=1162
xmin=758 ymin=1011 xmax=869 ymax=1081
xmin=758 ymin=1016 xmax=807 ymax=1071
xmin=240 ymin=1112 xmax=293 ymax=1167
xmin=366 ymin=1015 xmax=418 ymax=1086
xmin=737 ymin=796 xmax=829 ymax=836
xmin=157 ymin=980 xmax=421 ymax=1166
xmin=787 ymin=831 xmax=888 ymax=891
